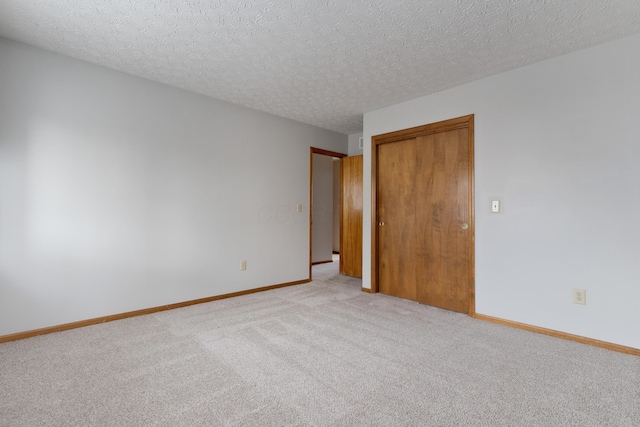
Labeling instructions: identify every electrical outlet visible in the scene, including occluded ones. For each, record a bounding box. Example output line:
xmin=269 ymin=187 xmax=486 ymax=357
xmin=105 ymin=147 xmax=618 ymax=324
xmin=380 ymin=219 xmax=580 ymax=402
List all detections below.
xmin=572 ymin=288 xmax=586 ymax=305
xmin=240 ymin=260 xmax=247 ymax=271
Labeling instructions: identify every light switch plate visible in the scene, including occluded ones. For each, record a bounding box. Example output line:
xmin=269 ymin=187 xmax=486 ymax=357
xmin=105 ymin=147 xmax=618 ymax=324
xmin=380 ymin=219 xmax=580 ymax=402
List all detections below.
xmin=491 ymin=200 xmax=500 ymax=213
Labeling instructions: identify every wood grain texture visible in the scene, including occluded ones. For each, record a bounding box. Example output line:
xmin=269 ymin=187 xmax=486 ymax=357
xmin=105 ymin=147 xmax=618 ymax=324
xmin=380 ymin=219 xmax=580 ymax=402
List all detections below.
xmin=473 ymin=314 xmax=640 ymax=357
xmin=377 ymin=139 xmax=418 ymax=301
xmin=372 ymin=115 xmax=474 ymax=313
xmin=467 ymin=117 xmax=476 ymax=315
xmin=371 ymin=116 xmax=474 ymax=295
xmin=370 ymin=135 xmax=380 ymax=293
xmin=415 ymin=129 xmax=470 ymax=313
xmin=340 ymin=155 xmax=363 ymax=278
xmin=0 ymin=279 xmax=311 ymax=344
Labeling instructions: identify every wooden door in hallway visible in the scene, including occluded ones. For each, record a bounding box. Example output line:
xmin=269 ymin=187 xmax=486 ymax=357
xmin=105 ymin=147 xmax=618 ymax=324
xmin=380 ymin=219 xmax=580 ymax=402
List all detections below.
xmin=373 ymin=115 xmax=474 ymax=314
xmin=340 ymin=155 xmax=363 ymax=278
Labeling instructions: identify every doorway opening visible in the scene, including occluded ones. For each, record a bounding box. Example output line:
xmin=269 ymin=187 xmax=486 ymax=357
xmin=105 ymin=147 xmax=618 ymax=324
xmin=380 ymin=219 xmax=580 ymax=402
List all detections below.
xmin=309 ymin=147 xmax=346 ymax=280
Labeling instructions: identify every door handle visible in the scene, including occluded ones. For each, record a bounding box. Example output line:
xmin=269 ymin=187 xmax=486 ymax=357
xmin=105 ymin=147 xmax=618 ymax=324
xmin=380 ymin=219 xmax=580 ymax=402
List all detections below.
xmin=460 ymin=223 xmax=469 ymax=230
xmin=379 ymin=221 xmax=385 ymax=226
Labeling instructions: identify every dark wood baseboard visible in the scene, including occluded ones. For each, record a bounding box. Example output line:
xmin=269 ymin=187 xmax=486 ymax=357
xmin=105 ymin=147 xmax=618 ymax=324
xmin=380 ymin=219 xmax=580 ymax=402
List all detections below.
xmin=361 ymin=287 xmax=373 ymax=293
xmin=311 ymin=260 xmax=333 ymax=265
xmin=0 ymin=278 xmax=311 ymax=344
xmin=473 ymin=313 xmax=640 ymax=357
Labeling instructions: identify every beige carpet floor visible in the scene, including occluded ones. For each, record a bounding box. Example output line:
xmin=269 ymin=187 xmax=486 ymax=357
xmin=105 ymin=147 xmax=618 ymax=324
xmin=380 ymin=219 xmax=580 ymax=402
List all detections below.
xmin=1 ymin=261 xmax=639 ymax=426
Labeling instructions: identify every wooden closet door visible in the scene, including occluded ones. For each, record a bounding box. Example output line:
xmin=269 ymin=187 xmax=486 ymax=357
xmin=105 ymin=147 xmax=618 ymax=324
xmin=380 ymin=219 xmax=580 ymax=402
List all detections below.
xmin=340 ymin=155 xmax=363 ymax=278
xmin=373 ymin=115 xmax=474 ymax=314
xmin=415 ymin=129 xmax=471 ymax=313
xmin=377 ymin=139 xmax=417 ymax=300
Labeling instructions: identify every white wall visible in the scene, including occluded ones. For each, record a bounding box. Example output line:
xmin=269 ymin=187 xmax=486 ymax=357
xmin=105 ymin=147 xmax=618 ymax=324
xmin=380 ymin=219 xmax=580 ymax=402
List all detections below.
xmin=0 ymin=38 xmax=346 ymax=336
xmin=311 ymin=153 xmax=334 ymax=263
xmin=363 ymin=33 xmax=640 ymax=349
xmin=348 ymin=132 xmax=363 ymax=156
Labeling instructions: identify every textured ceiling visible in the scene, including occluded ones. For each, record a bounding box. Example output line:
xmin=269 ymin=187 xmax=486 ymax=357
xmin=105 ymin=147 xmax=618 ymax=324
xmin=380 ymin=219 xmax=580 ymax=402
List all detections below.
xmin=1 ymin=1 xmax=640 ymax=135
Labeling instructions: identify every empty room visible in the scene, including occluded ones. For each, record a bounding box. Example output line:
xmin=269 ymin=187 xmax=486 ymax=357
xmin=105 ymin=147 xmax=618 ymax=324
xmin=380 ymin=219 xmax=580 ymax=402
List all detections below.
xmin=1 ymin=1 xmax=639 ymax=425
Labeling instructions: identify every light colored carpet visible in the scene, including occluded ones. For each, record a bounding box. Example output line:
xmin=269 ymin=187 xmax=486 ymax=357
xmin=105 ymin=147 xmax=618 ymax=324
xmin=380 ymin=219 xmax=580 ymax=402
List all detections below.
xmin=1 ymin=261 xmax=639 ymax=426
